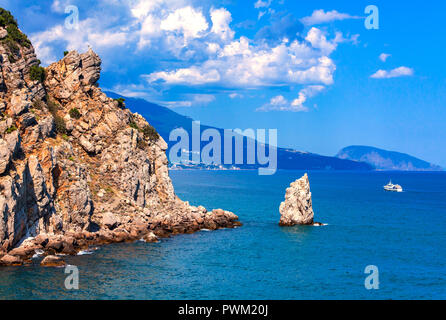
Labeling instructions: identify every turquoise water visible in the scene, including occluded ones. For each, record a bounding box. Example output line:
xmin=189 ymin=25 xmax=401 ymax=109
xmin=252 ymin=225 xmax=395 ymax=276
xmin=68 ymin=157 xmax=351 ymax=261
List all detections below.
xmin=1 ymin=170 xmax=445 ymax=299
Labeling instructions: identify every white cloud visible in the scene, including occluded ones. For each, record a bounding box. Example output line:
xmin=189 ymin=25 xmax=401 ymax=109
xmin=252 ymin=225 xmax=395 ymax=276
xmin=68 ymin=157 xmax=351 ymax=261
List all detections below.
xmin=109 ymin=83 xmax=159 ymax=99
xmin=210 ymin=8 xmax=235 ymax=42
xmin=160 ymin=6 xmax=208 ymax=41
xmin=88 ymin=31 xmax=129 ymax=48
xmin=51 ymin=0 xmax=70 ymax=13
xmin=257 ymin=85 xmax=325 ymax=112
xmin=334 ymin=32 xmax=360 ymax=45
xmin=254 ymin=0 xmax=273 ymax=9
xmin=166 ymin=94 xmax=216 ymax=107
xmin=130 ymin=0 xmax=162 ymax=19
xmin=29 ymin=1 xmax=358 ymax=109
xmin=147 ymin=67 xmax=221 ymax=85
xmin=379 ymin=53 xmax=391 ymax=62
xmin=206 ymin=42 xmax=221 ymax=54
xmin=300 ymin=9 xmax=361 ymax=26
xmin=370 ymin=66 xmax=414 ymax=79
xmin=270 ymin=95 xmax=287 ymax=106
xmin=192 ymin=94 xmax=216 ymax=104
xmin=258 ymin=11 xmax=266 ymax=20
xmin=138 ymin=14 xmax=161 ymax=48
xmin=254 ymin=0 xmax=276 ymax=20
xmin=32 ymin=0 xmax=211 ymax=62
xmin=134 ymin=4 xmax=236 ymax=56
xmin=30 ymin=18 xmax=132 ymax=64
xmin=306 ymin=27 xmax=337 ymax=55
xmin=130 ymin=0 xmax=188 ymax=19
xmin=219 ymin=36 xmax=251 ymax=57
xmin=146 ymin=27 xmax=339 ymax=88
xmin=229 ymin=93 xmax=243 ymax=99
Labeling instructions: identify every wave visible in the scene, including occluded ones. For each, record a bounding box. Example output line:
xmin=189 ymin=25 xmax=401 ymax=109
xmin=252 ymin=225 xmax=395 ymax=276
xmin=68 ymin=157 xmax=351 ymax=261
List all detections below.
xmin=32 ymin=249 xmax=44 ymax=259
xmin=312 ymin=223 xmax=328 ymax=227
xmin=77 ymin=248 xmax=98 ymax=256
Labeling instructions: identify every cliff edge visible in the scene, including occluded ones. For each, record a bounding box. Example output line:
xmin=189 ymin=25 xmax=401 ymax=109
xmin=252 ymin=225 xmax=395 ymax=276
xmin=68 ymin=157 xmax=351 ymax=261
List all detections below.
xmin=0 ymin=9 xmax=240 ymax=266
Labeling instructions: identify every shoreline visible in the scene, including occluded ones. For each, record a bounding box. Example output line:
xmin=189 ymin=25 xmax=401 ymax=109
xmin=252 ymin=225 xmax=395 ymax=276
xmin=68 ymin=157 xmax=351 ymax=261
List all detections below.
xmin=0 ymin=210 xmax=242 ymax=267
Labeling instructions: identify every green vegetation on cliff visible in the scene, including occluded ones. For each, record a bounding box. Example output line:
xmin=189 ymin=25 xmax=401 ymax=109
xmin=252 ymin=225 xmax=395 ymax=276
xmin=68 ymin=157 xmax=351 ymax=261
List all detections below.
xmin=0 ymin=8 xmax=31 ymax=51
xmin=30 ymin=65 xmax=46 ymax=82
xmin=69 ymin=107 xmax=82 ymax=119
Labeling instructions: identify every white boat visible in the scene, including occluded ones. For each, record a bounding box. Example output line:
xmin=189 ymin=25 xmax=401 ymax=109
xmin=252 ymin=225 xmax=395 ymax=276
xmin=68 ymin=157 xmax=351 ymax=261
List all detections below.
xmin=383 ymin=180 xmax=403 ymax=192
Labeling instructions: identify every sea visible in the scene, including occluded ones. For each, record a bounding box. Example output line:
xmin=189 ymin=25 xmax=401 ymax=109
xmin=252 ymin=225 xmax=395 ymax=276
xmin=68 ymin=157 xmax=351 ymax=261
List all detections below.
xmin=0 ymin=170 xmax=445 ymax=300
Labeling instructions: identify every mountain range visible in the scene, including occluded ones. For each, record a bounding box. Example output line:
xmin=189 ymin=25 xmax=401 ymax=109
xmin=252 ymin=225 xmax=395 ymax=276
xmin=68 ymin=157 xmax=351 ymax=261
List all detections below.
xmin=106 ymin=93 xmax=442 ymax=172
xmin=336 ymin=146 xmax=442 ymax=171
xmin=106 ymin=93 xmax=373 ymax=171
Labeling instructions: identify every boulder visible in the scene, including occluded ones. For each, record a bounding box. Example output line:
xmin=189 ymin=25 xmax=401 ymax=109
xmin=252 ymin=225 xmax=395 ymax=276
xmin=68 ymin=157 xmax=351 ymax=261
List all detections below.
xmin=19 ymin=113 xmax=38 ymax=128
xmin=111 ymin=229 xmax=130 ymax=243
xmin=34 ymin=234 xmax=49 ymax=247
xmin=8 ymin=246 xmax=35 ymax=259
xmin=40 ymin=255 xmax=66 ymax=267
xmin=279 ymin=173 xmax=315 ymax=226
xmin=80 ymin=49 xmax=101 ymax=85
xmin=0 ymin=254 xmax=23 ymax=266
xmin=102 ymin=212 xmax=118 ymax=230
xmin=142 ymin=232 xmax=158 ymax=243
xmin=61 ymin=243 xmax=77 ymax=255
xmin=46 ymin=239 xmax=64 ymax=253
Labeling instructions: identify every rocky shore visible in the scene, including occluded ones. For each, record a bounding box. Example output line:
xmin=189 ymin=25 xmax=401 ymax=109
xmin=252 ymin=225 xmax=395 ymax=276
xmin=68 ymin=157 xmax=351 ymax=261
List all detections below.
xmin=0 ymin=10 xmax=240 ymax=267
xmin=0 ymin=206 xmax=240 ymax=266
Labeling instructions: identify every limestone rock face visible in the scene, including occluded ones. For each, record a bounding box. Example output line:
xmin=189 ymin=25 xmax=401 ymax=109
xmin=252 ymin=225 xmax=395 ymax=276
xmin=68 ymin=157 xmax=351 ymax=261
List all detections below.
xmin=0 ymin=15 xmax=240 ymax=263
xmin=279 ymin=174 xmax=314 ymax=226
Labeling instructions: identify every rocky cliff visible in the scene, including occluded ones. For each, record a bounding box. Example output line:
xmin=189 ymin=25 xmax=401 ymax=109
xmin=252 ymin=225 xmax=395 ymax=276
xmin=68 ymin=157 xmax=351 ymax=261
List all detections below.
xmin=279 ymin=174 xmax=315 ymax=226
xmin=0 ymin=9 xmax=240 ymax=266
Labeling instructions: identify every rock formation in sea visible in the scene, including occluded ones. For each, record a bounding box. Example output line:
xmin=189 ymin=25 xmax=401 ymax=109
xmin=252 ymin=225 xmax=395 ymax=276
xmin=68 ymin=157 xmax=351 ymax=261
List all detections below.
xmin=0 ymin=9 xmax=240 ymax=266
xmin=279 ymin=174 xmax=315 ymax=226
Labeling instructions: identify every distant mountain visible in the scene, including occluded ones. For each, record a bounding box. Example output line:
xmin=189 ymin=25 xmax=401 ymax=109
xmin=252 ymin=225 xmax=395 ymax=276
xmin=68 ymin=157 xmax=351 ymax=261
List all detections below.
xmin=106 ymin=92 xmax=372 ymax=171
xmin=336 ymin=146 xmax=442 ymax=171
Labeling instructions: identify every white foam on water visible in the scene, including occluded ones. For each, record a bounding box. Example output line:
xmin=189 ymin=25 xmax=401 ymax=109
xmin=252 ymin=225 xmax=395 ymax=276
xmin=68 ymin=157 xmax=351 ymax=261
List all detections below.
xmin=77 ymin=249 xmax=95 ymax=256
xmin=32 ymin=249 xmax=44 ymax=259
xmin=312 ymin=223 xmax=328 ymax=227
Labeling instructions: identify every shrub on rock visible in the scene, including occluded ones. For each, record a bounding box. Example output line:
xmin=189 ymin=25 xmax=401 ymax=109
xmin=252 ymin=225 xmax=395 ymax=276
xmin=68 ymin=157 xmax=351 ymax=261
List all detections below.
xmin=54 ymin=115 xmax=66 ymax=134
xmin=30 ymin=65 xmax=45 ymax=82
xmin=142 ymin=124 xmax=159 ymax=141
xmin=114 ymin=98 xmax=126 ymax=109
xmin=69 ymin=108 xmax=81 ymax=119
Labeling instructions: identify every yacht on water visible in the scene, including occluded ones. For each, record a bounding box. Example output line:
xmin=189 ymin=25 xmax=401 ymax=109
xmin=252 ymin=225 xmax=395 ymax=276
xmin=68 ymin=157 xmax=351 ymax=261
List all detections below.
xmin=383 ymin=180 xmax=403 ymax=192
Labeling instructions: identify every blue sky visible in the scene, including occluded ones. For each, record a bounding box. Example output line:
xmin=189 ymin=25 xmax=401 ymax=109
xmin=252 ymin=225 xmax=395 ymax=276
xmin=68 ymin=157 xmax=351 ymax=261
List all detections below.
xmin=2 ymin=0 xmax=445 ymax=166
